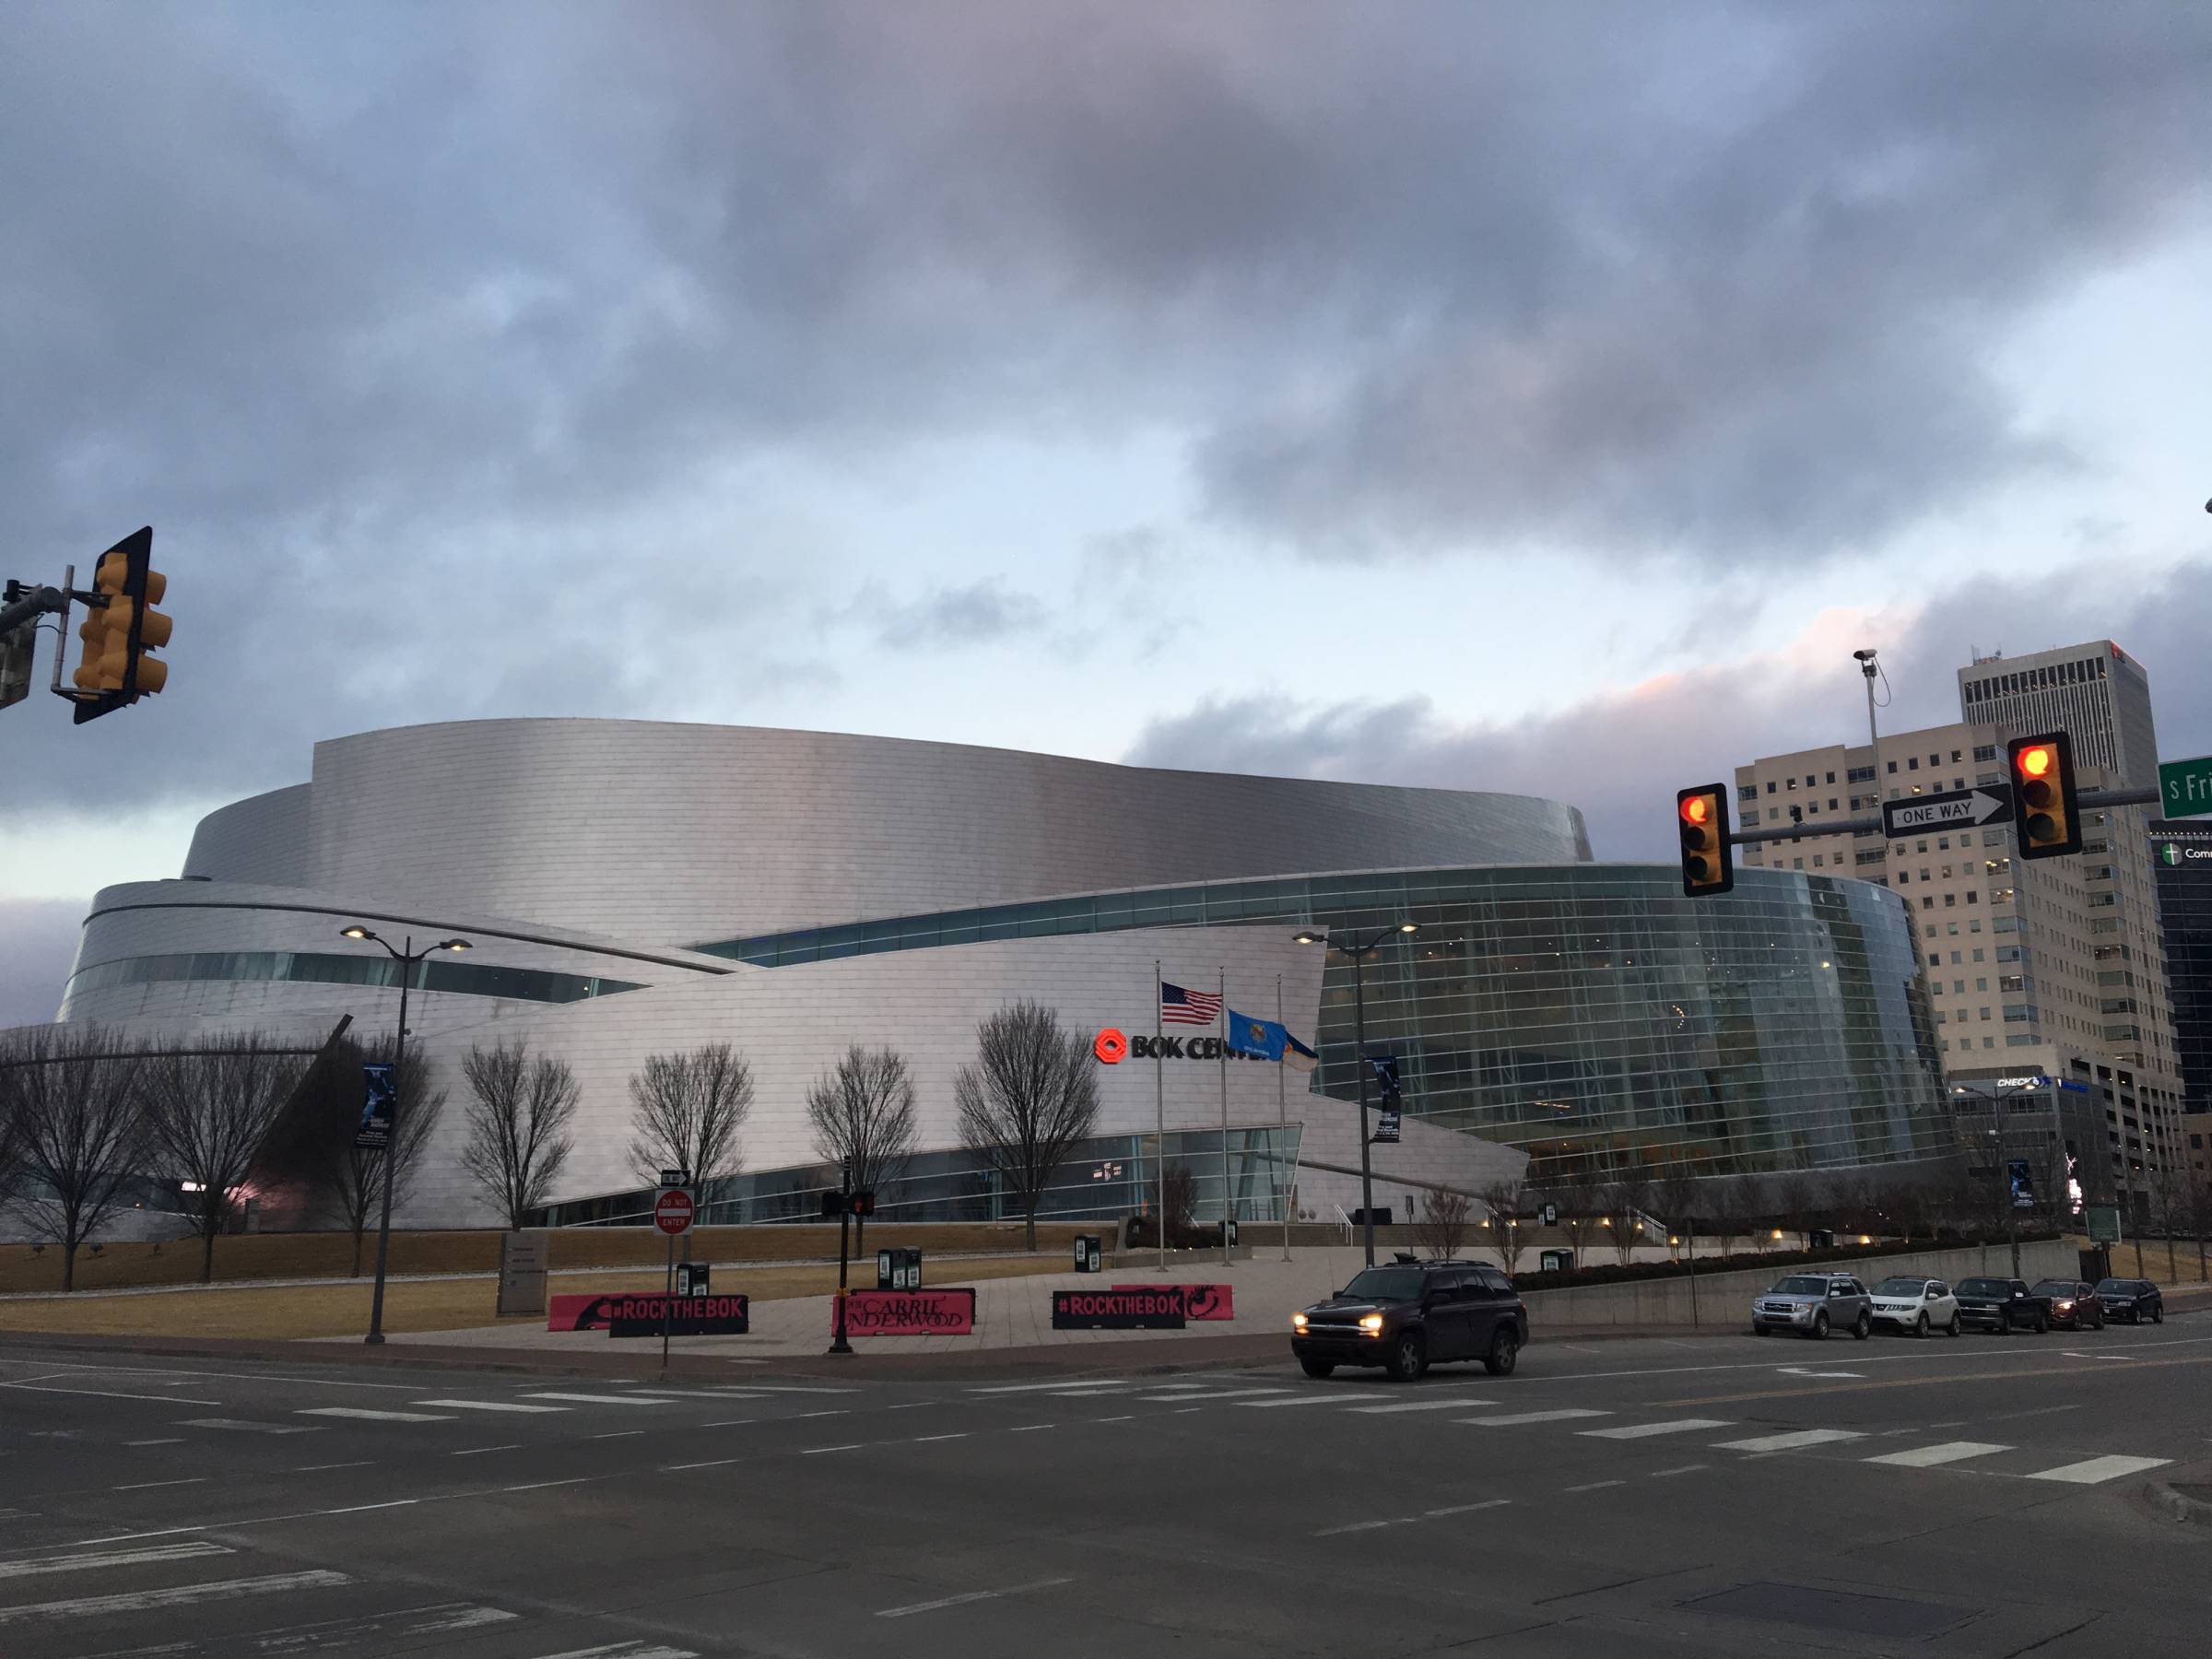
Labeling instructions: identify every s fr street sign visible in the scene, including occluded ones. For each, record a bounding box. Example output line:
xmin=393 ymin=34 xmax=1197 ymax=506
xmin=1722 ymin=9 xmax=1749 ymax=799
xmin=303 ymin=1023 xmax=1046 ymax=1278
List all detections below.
xmin=2160 ymin=755 xmax=2212 ymax=820
xmin=1882 ymin=785 xmax=2014 ymax=839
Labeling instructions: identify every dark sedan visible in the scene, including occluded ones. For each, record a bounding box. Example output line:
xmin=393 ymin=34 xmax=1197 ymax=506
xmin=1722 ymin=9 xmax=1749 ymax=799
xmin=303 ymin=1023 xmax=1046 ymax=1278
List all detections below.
xmin=2095 ymin=1277 xmax=2165 ymax=1324
xmin=2030 ymin=1279 xmax=2105 ymax=1331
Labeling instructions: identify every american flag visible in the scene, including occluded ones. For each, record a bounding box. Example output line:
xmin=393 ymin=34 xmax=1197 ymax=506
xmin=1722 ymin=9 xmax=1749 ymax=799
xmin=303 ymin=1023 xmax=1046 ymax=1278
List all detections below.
xmin=1160 ymin=981 xmax=1222 ymax=1026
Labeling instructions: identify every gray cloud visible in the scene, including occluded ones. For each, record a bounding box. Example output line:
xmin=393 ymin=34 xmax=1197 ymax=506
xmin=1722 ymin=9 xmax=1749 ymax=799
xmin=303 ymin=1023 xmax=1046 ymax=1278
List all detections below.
xmin=1126 ymin=559 xmax=2212 ymax=860
xmin=862 ymin=582 xmax=1051 ymax=653
xmin=2 ymin=2 xmax=2205 ymax=818
xmin=0 ymin=900 xmax=82 ymax=1030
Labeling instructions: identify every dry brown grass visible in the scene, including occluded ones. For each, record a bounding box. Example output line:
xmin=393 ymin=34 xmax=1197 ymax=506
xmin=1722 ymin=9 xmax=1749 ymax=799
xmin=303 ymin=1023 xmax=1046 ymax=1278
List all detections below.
xmin=0 ymin=1221 xmax=1096 ymax=1295
xmin=0 ymin=1254 xmax=1065 ymax=1340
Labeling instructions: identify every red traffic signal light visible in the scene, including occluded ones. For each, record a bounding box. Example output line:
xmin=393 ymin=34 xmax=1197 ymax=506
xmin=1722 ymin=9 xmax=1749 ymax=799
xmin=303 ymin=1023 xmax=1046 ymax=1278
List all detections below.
xmin=1677 ymin=783 xmax=1734 ymax=897
xmin=2009 ymin=732 xmax=2080 ymax=858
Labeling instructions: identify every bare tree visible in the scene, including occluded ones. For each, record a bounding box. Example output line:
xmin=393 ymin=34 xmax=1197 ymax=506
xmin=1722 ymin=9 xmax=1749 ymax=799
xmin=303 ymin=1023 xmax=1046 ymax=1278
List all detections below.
xmin=1775 ymin=1166 xmax=1820 ymax=1249
xmin=2 ymin=1024 xmax=147 ymax=1290
xmin=139 ymin=1033 xmax=307 ymax=1284
xmin=628 ymin=1042 xmax=753 ymax=1196
xmin=806 ymin=1045 xmax=918 ymax=1253
xmin=1604 ymin=1164 xmax=1654 ymax=1265
xmin=1416 ymin=1189 xmax=1473 ymax=1260
xmin=2149 ymin=1157 xmax=2185 ymax=1285
xmin=1482 ymin=1179 xmax=1529 ymax=1276
xmin=461 ymin=1039 xmax=580 ymax=1230
xmin=1651 ymin=1160 xmax=1701 ymax=1258
xmin=1550 ymin=1158 xmax=1605 ymax=1261
xmin=952 ymin=1001 xmax=1100 ymax=1251
xmin=2186 ymin=1166 xmax=2212 ymax=1285
xmin=256 ymin=1034 xmax=447 ymax=1276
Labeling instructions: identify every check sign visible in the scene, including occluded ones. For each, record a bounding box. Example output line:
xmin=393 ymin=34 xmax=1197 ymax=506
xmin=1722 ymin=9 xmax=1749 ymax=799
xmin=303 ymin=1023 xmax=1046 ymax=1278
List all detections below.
xmin=1882 ymin=785 xmax=2013 ymax=839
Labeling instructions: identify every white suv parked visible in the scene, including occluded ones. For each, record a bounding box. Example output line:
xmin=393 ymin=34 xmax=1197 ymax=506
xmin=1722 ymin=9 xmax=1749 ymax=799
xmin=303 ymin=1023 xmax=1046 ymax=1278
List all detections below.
xmin=1868 ymin=1276 xmax=1961 ymax=1338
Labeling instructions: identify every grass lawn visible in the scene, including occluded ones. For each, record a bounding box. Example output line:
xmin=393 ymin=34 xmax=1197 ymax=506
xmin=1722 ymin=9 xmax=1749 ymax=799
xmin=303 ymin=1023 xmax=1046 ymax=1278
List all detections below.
xmin=0 ymin=1254 xmax=1065 ymax=1341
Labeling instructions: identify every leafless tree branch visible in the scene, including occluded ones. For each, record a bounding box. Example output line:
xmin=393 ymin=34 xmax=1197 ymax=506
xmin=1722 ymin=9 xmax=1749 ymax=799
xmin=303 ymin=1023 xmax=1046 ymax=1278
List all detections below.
xmin=461 ymin=1039 xmax=580 ymax=1230
xmin=1 ymin=1023 xmax=147 ymax=1289
xmin=628 ymin=1041 xmax=753 ymax=1191
xmin=953 ymin=1001 xmax=1100 ymax=1252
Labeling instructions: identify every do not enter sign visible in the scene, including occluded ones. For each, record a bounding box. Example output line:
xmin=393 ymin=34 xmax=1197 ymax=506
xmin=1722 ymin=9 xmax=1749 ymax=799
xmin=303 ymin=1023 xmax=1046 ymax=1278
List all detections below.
xmin=653 ymin=1187 xmax=695 ymax=1236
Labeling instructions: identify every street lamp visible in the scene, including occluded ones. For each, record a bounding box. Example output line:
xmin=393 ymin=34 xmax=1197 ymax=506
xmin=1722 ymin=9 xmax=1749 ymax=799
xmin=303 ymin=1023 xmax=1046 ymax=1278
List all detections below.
xmin=339 ymin=926 xmax=471 ymax=1343
xmin=1294 ymin=921 xmax=1417 ymax=1267
xmin=1948 ymin=1077 xmax=2040 ymax=1277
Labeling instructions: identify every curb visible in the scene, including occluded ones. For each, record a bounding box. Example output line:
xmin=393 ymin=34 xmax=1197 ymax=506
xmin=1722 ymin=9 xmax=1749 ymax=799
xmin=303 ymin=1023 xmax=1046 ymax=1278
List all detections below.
xmin=2149 ymin=1482 xmax=2212 ymax=1527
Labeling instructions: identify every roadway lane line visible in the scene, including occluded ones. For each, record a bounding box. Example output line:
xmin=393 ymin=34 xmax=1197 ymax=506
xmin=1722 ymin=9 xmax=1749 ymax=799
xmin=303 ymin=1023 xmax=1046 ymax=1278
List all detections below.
xmin=1649 ymin=1465 xmax=1707 ymax=1477
xmin=1424 ymin=1500 xmax=1512 ymax=1518
xmin=2025 ymin=1454 xmax=2171 ymax=1484
xmin=594 ymin=1430 xmax=645 ymax=1440
xmin=1239 ymin=1395 xmax=1371 ymax=1409
xmin=1351 ymin=1398 xmax=1507 ymax=1414
xmin=125 ymin=1439 xmax=185 ymax=1446
xmin=453 ymin=1443 xmax=522 ymax=1455
xmin=703 ymin=1418 xmax=757 ymax=1428
xmin=176 ymin=1418 xmax=319 ymax=1434
xmin=523 ymin=1393 xmax=671 ymax=1406
xmin=296 ymin=1462 xmax=372 ymax=1472
xmin=414 ymin=1399 xmax=567 ymax=1414
xmin=0 ymin=1569 xmax=351 ymax=1625
xmin=1135 ymin=1388 xmax=1288 ymax=1402
xmin=1460 ymin=1409 xmax=1611 ymax=1427
xmin=324 ymin=1500 xmax=419 ymax=1514
xmin=969 ymin=1379 xmax=1140 ymax=1393
xmin=528 ymin=1643 xmax=700 ymax=1658
xmin=876 ymin=1576 xmax=1073 ymax=1618
xmin=1009 ymin=1424 xmax=1055 ymax=1432
xmin=1579 ymin=1419 xmax=1734 ymax=1440
xmin=0 ymin=1540 xmax=231 ymax=1580
xmin=912 ymin=1433 xmax=969 ymax=1442
xmin=1562 ymin=1480 xmax=1626 ymax=1493
xmin=795 ymin=1409 xmax=849 ymax=1418
xmin=499 ymin=1479 xmax=591 ymax=1493
xmin=112 ymin=1477 xmax=207 ymax=1491
xmin=1712 ymin=1429 xmax=1865 ymax=1453
xmin=664 ymin=1457 xmax=746 ymax=1471
xmin=0 ymin=1382 xmax=222 ymax=1406
xmin=800 ymin=1443 xmax=865 ymax=1454
xmin=298 ymin=1406 xmax=456 ymax=1422
xmin=1863 ymin=1441 xmax=2012 ymax=1468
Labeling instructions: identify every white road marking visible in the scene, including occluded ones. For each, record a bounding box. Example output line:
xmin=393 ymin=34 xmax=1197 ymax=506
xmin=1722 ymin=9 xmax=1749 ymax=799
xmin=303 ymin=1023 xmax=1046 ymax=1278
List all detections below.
xmin=1461 ymin=1409 xmax=1611 ymax=1427
xmin=664 ymin=1457 xmax=745 ymax=1471
xmin=795 ymin=1409 xmax=849 ymax=1419
xmin=125 ymin=1439 xmax=186 ymax=1447
xmin=1563 ymin=1479 xmax=1626 ymax=1493
xmin=452 ymin=1443 xmax=522 ymax=1455
xmin=113 ymin=1477 xmax=208 ymax=1491
xmin=524 ymin=1393 xmax=670 ymax=1406
xmin=0 ymin=1569 xmax=350 ymax=1625
xmin=2025 ymin=1454 xmax=2171 ymax=1485
xmin=912 ymin=1433 xmax=970 ymax=1442
xmin=799 ymin=1443 xmax=864 ymax=1455
xmin=295 ymin=1462 xmax=372 ymax=1472
xmin=527 ymin=1643 xmax=700 ymax=1659
xmin=1863 ymin=1441 xmax=2012 ymax=1468
xmin=176 ymin=1418 xmax=319 ymax=1435
xmin=0 ymin=1540 xmax=231 ymax=1581
xmin=969 ymin=1379 xmax=1139 ymax=1393
xmin=1649 ymin=1465 xmax=1708 ymax=1477
xmin=1137 ymin=1387 xmax=1287 ymax=1402
xmin=322 ymin=1500 xmax=418 ymax=1514
xmin=1314 ymin=1519 xmax=1394 ymax=1535
xmin=0 ymin=1382 xmax=222 ymax=1406
xmin=594 ymin=1430 xmax=644 ymax=1440
xmin=1096 ymin=1415 xmax=1134 ymax=1423
xmin=1712 ymin=1429 xmax=1865 ymax=1453
xmin=1423 ymin=1499 xmax=1512 ymax=1517
xmin=1579 ymin=1418 xmax=1734 ymax=1441
xmin=499 ymin=1478 xmax=590 ymax=1492
xmin=703 ymin=1419 xmax=756 ymax=1428
xmin=876 ymin=1576 xmax=1073 ymax=1618
xmin=414 ymin=1399 xmax=567 ymax=1414
xmin=298 ymin=1407 xmax=456 ymax=1423
xmin=1351 ymin=1398 xmax=1505 ymax=1415
xmin=1239 ymin=1394 xmax=1371 ymax=1409
xmin=1777 ymin=1367 xmax=1865 ymax=1379
xmin=1009 ymin=1424 xmax=1055 ymax=1432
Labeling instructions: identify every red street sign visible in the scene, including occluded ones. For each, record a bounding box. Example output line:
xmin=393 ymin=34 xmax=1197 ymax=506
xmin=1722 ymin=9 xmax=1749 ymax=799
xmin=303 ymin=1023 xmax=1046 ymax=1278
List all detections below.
xmin=653 ymin=1188 xmax=695 ymax=1236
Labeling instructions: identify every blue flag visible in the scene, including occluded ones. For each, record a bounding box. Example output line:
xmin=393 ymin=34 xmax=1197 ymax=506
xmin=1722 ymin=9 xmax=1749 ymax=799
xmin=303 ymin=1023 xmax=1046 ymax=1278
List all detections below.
xmin=1225 ymin=1010 xmax=1287 ymax=1061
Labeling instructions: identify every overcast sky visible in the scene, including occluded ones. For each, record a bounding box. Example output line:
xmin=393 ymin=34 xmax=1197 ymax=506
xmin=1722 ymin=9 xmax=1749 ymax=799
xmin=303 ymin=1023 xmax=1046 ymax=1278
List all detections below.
xmin=5 ymin=2 xmax=2210 ymax=1024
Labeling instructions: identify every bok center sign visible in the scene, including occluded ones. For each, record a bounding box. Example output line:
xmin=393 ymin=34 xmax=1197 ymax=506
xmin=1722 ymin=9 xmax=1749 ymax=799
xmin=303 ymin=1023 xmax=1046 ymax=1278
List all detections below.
xmin=1092 ymin=1027 xmax=1274 ymax=1064
xmin=1882 ymin=784 xmax=2014 ymax=839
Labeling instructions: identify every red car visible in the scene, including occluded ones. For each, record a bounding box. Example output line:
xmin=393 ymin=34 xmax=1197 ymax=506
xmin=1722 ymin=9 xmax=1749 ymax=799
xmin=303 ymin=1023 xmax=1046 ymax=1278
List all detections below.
xmin=2030 ymin=1278 xmax=2106 ymax=1330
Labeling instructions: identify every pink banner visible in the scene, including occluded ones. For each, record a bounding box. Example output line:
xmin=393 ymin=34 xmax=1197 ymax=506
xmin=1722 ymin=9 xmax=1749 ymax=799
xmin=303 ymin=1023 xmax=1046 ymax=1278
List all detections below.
xmin=1114 ymin=1282 xmax=1233 ymax=1320
xmin=841 ymin=1288 xmax=977 ymax=1336
xmin=547 ymin=1292 xmax=615 ymax=1332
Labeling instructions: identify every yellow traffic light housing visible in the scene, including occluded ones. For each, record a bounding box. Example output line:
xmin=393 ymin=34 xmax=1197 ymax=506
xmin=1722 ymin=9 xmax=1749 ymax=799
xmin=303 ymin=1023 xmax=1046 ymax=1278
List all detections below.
xmin=69 ymin=527 xmax=168 ymax=724
xmin=2009 ymin=732 xmax=2080 ymax=859
xmin=1677 ymin=782 xmax=1735 ymax=897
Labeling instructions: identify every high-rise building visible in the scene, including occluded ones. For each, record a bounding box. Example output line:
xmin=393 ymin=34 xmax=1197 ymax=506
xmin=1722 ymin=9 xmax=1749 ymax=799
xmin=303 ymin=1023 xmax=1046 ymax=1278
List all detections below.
xmin=2150 ymin=820 xmax=2212 ymax=1120
xmin=1737 ymin=640 xmax=2183 ymax=1218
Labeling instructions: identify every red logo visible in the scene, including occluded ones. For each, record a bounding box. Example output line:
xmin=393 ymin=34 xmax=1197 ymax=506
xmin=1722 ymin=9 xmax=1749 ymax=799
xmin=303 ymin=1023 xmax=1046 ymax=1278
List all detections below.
xmin=1093 ymin=1027 xmax=1128 ymax=1065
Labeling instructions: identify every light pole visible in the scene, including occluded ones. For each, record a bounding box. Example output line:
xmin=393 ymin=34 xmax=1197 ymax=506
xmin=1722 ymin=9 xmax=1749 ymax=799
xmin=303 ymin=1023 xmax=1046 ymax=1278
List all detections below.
xmin=1294 ymin=921 xmax=1417 ymax=1267
xmin=1948 ymin=1077 xmax=2035 ymax=1277
xmin=339 ymin=926 xmax=471 ymax=1344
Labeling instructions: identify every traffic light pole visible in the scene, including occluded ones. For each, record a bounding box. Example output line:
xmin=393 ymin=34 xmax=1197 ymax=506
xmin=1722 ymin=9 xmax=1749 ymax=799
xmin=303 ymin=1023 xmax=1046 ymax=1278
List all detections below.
xmin=828 ymin=1159 xmax=853 ymax=1356
xmin=1723 ymin=784 xmax=2158 ymax=849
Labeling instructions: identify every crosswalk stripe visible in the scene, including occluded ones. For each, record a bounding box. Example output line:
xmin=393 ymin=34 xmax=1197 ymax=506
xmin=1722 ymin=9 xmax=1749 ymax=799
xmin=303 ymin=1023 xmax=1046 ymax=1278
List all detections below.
xmin=2024 ymin=1454 xmax=2171 ymax=1485
xmin=1712 ymin=1429 xmax=1864 ymax=1453
xmin=1578 ymin=1418 xmax=1734 ymax=1440
xmin=1135 ymin=1388 xmax=1286 ymax=1402
xmin=1460 ymin=1409 xmax=1611 ymax=1427
xmin=0 ymin=1541 xmax=231 ymax=1581
xmin=523 ymin=1393 xmax=672 ymax=1406
xmin=526 ymin=1644 xmax=700 ymax=1659
xmin=298 ymin=1407 xmax=456 ymax=1423
xmin=0 ymin=1569 xmax=351 ymax=1625
xmin=175 ymin=1418 xmax=319 ymax=1435
xmin=414 ymin=1399 xmax=567 ymax=1414
xmin=1351 ymin=1398 xmax=1505 ymax=1415
xmin=1863 ymin=1441 xmax=2011 ymax=1468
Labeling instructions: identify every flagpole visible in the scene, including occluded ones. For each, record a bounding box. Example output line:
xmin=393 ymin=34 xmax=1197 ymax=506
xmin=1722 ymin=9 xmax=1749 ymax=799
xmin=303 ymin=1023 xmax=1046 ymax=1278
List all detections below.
xmin=1277 ymin=971 xmax=1291 ymax=1263
xmin=1155 ymin=959 xmax=1167 ymax=1274
xmin=1218 ymin=965 xmax=1231 ymax=1270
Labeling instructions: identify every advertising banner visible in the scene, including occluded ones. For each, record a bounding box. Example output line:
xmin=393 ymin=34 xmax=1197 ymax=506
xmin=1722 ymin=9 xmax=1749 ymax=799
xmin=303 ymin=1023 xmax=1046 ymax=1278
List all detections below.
xmin=1113 ymin=1283 xmax=1232 ymax=1320
xmin=1052 ymin=1287 xmax=1187 ymax=1330
xmin=547 ymin=1292 xmax=748 ymax=1335
xmin=842 ymin=1287 xmax=977 ymax=1336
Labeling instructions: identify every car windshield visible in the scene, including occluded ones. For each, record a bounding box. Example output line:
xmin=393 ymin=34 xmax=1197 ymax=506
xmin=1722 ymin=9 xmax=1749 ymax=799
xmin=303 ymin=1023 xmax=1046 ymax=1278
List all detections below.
xmin=1959 ymin=1278 xmax=2007 ymax=1296
xmin=1339 ymin=1268 xmax=1424 ymax=1303
xmin=2094 ymin=1279 xmax=2134 ymax=1295
xmin=2030 ymin=1281 xmax=2072 ymax=1297
xmin=1876 ymin=1278 xmax=1926 ymax=1296
xmin=1773 ymin=1277 xmax=1830 ymax=1295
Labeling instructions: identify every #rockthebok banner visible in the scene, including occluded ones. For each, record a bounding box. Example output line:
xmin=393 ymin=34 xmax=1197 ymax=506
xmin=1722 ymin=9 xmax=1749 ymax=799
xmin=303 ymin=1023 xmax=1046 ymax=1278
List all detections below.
xmin=1113 ymin=1283 xmax=1233 ymax=1320
xmin=841 ymin=1288 xmax=978 ymax=1336
xmin=1052 ymin=1287 xmax=1187 ymax=1330
xmin=547 ymin=1292 xmax=749 ymax=1335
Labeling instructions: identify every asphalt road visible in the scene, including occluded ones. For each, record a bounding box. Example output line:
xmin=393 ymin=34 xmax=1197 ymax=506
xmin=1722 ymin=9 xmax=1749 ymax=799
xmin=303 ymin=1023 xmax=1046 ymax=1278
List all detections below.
xmin=3 ymin=1315 xmax=2209 ymax=1657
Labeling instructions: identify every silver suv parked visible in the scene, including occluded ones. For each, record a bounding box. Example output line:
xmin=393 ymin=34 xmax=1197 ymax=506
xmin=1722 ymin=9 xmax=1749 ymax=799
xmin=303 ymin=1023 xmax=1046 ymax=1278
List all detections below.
xmin=1752 ymin=1272 xmax=1874 ymax=1340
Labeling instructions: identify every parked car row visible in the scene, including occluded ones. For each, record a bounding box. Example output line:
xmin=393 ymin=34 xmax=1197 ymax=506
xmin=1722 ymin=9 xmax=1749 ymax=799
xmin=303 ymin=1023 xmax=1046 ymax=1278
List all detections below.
xmin=1752 ymin=1271 xmax=2165 ymax=1338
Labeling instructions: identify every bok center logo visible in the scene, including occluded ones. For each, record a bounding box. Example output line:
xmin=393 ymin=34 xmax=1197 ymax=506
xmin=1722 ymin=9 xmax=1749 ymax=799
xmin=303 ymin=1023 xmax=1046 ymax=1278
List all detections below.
xmin=1093 ymin=1027 xmax=1129 ymax=1064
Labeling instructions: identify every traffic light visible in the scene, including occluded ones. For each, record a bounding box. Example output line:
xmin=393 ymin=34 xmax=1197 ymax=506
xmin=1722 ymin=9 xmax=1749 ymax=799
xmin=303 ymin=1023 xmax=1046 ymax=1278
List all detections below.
xmin=70 ymin=527 xmax=169 ymax=724
xmin=851 ymin=1190 xmax=876 ymax=1218
xmin=1677 ymin=782 xmax=1734 ymax=897
xmin=2010 ymin=732 xmax=2081 ymax=859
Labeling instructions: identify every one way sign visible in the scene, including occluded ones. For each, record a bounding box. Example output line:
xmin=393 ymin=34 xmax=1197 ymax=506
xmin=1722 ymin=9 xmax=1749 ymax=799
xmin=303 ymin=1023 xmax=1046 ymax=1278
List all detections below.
xmin=1882 ymin=784 xmax=2014 ymax=839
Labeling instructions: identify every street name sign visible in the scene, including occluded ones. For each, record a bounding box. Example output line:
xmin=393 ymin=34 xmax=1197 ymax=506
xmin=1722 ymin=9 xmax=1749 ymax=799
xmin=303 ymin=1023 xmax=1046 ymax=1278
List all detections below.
xmin=2159 ymin=755 xmax=2212 ymax=820
xmin=1882 ymin=785 xmax=2014 ymax=839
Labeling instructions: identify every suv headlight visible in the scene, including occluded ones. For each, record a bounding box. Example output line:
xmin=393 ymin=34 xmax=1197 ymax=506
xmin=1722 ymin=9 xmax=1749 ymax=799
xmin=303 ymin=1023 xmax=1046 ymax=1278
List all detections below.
xmin=1359 ymin=1312 xmax=1384 ymax=1335
xmin=1292 ymin=1312 xmax=1309 ymax=1332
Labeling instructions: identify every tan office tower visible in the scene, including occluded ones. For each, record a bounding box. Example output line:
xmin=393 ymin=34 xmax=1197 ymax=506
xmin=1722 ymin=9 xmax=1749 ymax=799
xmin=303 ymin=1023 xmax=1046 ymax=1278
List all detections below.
xmin=1737 ymin=640 xmax=2183 ymax=1224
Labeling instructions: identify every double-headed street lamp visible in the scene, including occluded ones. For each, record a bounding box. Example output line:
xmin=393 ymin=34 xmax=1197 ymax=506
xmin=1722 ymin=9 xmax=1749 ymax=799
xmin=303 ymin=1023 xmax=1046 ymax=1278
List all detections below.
xmin=1947 ymin=1077 xmax=2041 ymax=1277
xmin=339 ymin=926 xmax=470 ymax=1344
xmin=1293 ymin=921 xmax=1417 ymax=1267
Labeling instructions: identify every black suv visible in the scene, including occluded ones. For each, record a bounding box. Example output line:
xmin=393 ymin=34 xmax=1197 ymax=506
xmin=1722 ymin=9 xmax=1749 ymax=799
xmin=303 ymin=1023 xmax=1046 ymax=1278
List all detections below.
xmin=1292 ymin=1257 xmax=1528 ymax=1382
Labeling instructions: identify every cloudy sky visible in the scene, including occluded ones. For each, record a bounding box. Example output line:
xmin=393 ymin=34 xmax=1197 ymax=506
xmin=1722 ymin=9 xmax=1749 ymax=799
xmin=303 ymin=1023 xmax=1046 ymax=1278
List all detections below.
xmin=5 ymin=2 xmax=2210 ymax=1024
